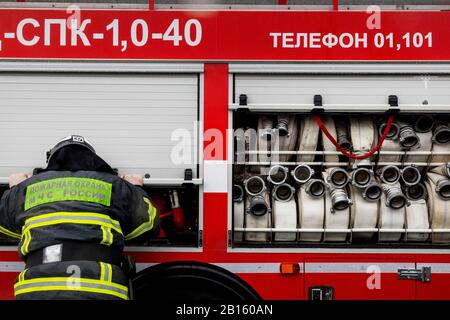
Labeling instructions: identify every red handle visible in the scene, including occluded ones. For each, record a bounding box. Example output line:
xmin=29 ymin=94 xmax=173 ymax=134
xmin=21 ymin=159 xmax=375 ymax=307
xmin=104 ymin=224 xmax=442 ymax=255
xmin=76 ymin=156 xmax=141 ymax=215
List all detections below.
xmin=314 ymin=114 xmax=395 ymax=160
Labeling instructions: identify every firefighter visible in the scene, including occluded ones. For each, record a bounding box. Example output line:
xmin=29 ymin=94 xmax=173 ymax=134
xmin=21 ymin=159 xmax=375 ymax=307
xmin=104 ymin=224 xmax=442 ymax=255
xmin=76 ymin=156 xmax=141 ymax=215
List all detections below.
xmin=0 ymin=135 xmax=159 ymax=300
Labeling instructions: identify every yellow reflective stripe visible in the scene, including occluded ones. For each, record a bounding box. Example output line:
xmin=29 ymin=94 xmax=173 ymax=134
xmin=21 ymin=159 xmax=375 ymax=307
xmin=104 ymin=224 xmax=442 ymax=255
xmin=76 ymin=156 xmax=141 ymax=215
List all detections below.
xmin=124 ymin=207 xmax=157 ymax=241
xmin=100 ymin=263 xmax=105 ymax=282
xmin=15 ymin=286 xmax=128 ymax=300
xmin=23 ymin=212 xmax=122 ymax=235
xmin=99 ymin=262 xmax=113 ymax=283
xmin=14 ymin=277 xmax=128 ymax=291
xmin=107 ymin=264 xmax=112 ymax=283
xmin=17 ymin=269 xmax=27 ymax=283
xmin=20 ymin=230 xmax=32 ymax=256
xmin=0 ymin=225 xmax=21 ymax=239
xmin=100 ymin=226 xmax=113 ymax=246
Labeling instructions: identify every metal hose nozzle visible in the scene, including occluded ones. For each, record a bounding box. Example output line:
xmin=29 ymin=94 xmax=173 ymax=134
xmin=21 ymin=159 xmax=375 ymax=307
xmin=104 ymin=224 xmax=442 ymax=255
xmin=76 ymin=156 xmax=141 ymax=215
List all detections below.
xmin=305 ymin=179 xmax=326 ymax=198
xmin=276 ymin=116 xmax=289 ymax=137
xmin=379 ymin=121 xmax=399 ymax=140
xmin=233 ymin=184 xmax=244 ymax=203
xmin=362 ymin=182 xmax=383 ymax=201
xmin=351 ymin=167 xmax=373 ymax=189
xmin=291 ymin=164 xmax=314 ymax=184
xmin=382 ymin=184 xmax=409 ymax=209
xmin=403 ymin=183 xmax=427 ymax=201
xmin=414 ymin=115 xmax=435 ymax=133
xmin=435 ymin=178 xmax=450 ymax=200
xmin=401 ymin=165 xmax=422 ymax=186
xmin=432 ymin=123 xmax=450 ymax=144
xmin=244 ymin=176 xmax=266 ymax=196
xmin=273 ymin=183 xmax=295 ymax=202
xmin=398 ymin=123 xmax=420 ymax=149
xmin=377 ymin=165 xmax=401 ymax=184
xmin=327 ymin=168 xmax=350 ymax=188
xmin=330 ymin=188 xmax=353 ymax=212
xmin=267 ymin=165 xmax=289 ymax=185
xmin=248 ymin=195 xmax=270 ymax=216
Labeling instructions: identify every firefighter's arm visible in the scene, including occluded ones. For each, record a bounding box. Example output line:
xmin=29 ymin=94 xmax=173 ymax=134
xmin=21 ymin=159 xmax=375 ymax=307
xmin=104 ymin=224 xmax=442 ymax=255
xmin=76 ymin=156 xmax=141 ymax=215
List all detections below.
xmin=122 ymin=175 xmax=160 ymax=242
xmin=0 ymin=185 xmax=22 ymax=240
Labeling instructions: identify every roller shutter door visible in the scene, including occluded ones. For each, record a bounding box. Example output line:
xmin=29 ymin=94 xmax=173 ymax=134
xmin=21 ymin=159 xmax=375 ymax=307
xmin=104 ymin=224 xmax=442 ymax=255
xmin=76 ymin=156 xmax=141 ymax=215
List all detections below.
xmin=234 ymin=74 xmax=450 ymax=110
xmin=0 ymin=73 xmax=199 ymax=181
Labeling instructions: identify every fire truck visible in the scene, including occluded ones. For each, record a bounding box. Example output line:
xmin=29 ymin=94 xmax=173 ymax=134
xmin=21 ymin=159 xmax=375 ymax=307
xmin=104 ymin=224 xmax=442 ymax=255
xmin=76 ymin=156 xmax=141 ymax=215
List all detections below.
xmin=1 ymin=0 xmax=450 ymax=300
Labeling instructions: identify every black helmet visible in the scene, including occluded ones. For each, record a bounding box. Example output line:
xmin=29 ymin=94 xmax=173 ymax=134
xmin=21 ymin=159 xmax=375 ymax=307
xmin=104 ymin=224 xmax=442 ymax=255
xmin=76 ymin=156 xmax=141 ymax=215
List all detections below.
xmin=46 ymin=135 xmax=95 ymax=163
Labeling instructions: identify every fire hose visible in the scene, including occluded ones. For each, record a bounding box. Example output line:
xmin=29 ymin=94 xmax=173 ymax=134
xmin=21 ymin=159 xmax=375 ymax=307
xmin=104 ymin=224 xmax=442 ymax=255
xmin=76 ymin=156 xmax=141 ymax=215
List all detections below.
xmin=314 ymin=115 xmax=395 ymax=160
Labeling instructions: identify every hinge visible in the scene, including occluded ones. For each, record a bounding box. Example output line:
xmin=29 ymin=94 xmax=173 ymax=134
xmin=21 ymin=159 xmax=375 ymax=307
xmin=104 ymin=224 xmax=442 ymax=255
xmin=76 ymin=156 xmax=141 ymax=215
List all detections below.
xmin=228 ymin=230 xmax=232 ymax=247
xmin=398 ymin=266 xmax=431 ymax=282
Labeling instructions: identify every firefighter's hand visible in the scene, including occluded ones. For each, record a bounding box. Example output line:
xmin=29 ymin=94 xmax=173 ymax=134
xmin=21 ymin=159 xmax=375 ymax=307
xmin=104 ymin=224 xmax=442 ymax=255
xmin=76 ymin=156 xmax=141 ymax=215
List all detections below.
xmin=121 ymin=174 xmax=144 ymax=186
xmin=9 ymin=173 xmax=31 ymax=188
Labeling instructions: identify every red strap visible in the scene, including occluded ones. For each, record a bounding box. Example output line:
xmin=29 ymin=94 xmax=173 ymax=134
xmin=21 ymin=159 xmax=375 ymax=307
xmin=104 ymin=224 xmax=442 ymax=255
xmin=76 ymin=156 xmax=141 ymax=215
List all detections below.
xmin=314 ymin=115 xmax=395 ymax=160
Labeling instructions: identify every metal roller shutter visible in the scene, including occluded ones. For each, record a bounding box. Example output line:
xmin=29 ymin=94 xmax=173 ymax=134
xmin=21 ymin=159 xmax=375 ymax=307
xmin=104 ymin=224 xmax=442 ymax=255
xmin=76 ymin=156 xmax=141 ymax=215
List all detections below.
xmin=234 ymin=74 xmax=450 ymax=111
xmin=0 ymin=72 xmax=199 ymax=181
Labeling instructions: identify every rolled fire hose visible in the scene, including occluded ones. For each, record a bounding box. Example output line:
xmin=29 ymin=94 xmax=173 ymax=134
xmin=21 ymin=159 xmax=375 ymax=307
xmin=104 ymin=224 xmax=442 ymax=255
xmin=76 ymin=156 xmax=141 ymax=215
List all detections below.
xmin=397 ymin=120 xmax=421 ymax=150
xmin=335 ymin=118 xmax=352 ymax=151
xmin=297 ymin=115 xmax=320 ymax=163
xmin=378 ymin=182 xmax=407 ymax=242
xmin=320 ymin=116 xmax=339 ymax=165
xmin=378 ymin=119 xmax=402 ymax=164
xmin=404 ymin=125 xmax=434 ymax=163
xmin=425 ymin=180 xmax=450 ymax=243
xmin=243 ymin=175 xmax=271 ymax=241
xmin=233 ymin=184 xmax=245 ymax=242
xmin=244 ymin=128 xmax=259 ymax=174
xmin=272 ymin=183 xmax=297 ymax=241
xmin=430 ymin=162 xmax=450 ymax=178
xmin=430 ymin=121 xmax=450 ymax=165
xmin=405 ymin=198 xmax=430 ymax=242
xmin=274 ymin=115 xmax=299 ymax=163
xmin=234 ymin=127 xmax=246 ymax=167
xmin=267 ymin=165 xmax=289 ymax=185
xmin=403 ymin=182 xmax=429 ymax=242
xmin=291 ymin=164 xmax=314 ymax=185
xmin=427 ymin=172 xmax=450 ymax=201
xmin=257 ymin=115 xmax=274 ymax=175
xmin=349 ymin=116 xmax=376 ymax=154
xmin=350 ymin=184 xmax=379 ymax=241
xmin=298 ymin=179 xmax=325 ymax=242
xmin=323 ymin=171 xmax=351 ymax=242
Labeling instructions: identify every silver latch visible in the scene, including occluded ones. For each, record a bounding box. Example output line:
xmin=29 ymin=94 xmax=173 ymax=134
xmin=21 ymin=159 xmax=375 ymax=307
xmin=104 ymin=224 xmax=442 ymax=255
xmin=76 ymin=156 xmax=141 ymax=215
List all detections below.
xmin=398 ymin=266 xmax=431 ymax=282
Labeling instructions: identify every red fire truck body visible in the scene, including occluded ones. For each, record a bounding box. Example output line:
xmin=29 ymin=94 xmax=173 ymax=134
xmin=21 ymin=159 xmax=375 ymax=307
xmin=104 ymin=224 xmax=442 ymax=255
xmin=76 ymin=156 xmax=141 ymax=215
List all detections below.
xmin=0 ymin=5 xmax=450 ymax=300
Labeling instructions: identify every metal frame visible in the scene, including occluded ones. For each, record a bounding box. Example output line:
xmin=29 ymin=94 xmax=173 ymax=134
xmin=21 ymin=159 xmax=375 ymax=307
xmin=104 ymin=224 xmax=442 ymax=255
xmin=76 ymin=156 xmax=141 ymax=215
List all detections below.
xmin=0 ymin=3 xmax=449 ymax=11
xmin=228 ymin=62 xmax=450 ymax=254
xmin=0 ymin=60 xmax=205 ymax=253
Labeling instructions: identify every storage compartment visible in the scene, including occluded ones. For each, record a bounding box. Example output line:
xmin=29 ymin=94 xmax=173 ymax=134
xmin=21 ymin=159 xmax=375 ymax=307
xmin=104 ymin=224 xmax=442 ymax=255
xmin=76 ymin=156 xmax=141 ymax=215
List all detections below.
xmin=231 ymin=73 xmax=450 ymax=248
xmin=0 ymin=70 xmax=202 ymax=248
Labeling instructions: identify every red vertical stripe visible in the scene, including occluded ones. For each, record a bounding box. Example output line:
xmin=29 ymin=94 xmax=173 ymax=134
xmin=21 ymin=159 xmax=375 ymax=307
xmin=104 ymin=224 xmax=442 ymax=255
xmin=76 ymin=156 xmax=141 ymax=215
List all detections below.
xmin=278 ymin=0 xmax=288 ymax=5
xmin=333 ymin=0 xmax=339 ymax=11
xmin=203 ymin=64 xmax=228 ymax=161
xmin=148 ymin=0 xmax=155 ymax=10
xmin=203 ymin=64 xmax=229 ymax=254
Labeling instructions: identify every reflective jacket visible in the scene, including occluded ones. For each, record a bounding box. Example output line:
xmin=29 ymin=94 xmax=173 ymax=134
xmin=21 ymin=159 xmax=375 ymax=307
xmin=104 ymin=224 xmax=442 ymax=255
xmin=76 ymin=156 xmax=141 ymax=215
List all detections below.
xmin=0 ymin=170 xmax=159 ymax=300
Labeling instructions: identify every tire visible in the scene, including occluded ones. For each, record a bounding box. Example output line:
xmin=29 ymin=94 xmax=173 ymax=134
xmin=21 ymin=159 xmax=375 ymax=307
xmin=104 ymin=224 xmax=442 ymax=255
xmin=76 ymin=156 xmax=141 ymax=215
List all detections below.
xmin=132 ymin=261 xmax=261 ymax=301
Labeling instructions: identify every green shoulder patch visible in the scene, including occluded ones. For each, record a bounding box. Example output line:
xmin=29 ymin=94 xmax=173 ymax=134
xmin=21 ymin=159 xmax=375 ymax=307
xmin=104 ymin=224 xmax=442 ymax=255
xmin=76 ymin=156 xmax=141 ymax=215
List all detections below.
xmin=25 ymin=177 xmax=112 ymax=211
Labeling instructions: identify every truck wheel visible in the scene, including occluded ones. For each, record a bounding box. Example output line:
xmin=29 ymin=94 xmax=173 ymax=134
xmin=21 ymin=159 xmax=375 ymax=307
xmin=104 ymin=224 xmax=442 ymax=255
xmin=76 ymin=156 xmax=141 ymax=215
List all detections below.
xmin=132 ymin=261 xmax=261 ymax=301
